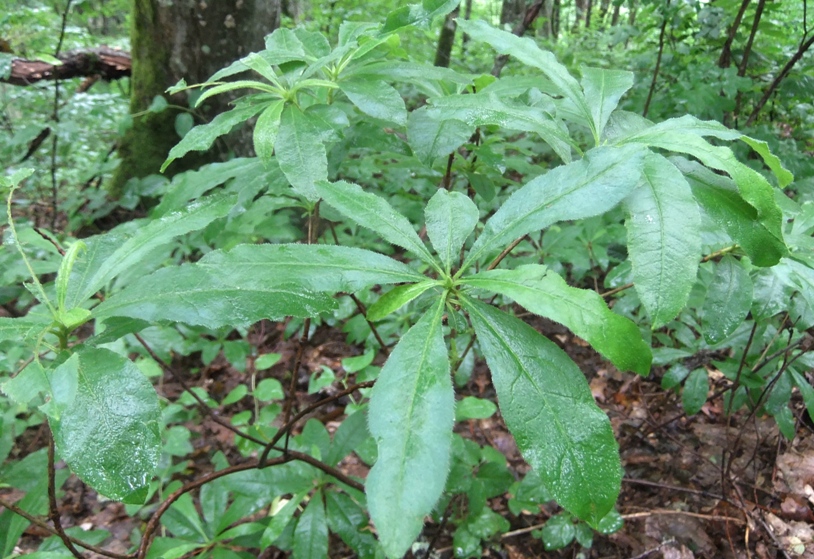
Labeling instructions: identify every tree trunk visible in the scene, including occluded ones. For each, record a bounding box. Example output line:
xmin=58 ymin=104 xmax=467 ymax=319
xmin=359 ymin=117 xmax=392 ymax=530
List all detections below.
xmin=109 ymin=0 xmax=281 ymax=198
xmin=500 ymin=0 xmax=526 ymax=25
xmin=552 ymin=0 xmax=561 ymax=39
xmin=717 ymin=0 xmax=751 ymax=68
xmin=434 ymin=8 xmax=460 ymax=68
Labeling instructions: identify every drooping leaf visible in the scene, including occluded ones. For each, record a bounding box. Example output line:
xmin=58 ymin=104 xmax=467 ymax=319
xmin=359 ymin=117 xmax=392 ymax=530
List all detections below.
xmin=381 ymin=0 xmax=461 ymax=33
xmin=456 ymin=18 xmax=594 ymax=140
xmin=162 ymin=102 xmax=267 ymax=171
xmin=624 ymin=153 xmax=702 ymax=328
xmin=740 ymin=136 xmax=794 ymax=188
xmin=94 ymin=244 xmax=422 ymax=326
xmin=326 ymin=491 xmax=380 ymax=559
xmin=1 ymin=360 xmax=49 ymax=407
xmin=426 ymin=92 xmax=574 ymax=163
xmin=424 ymin=189 xmax=479 ymax=271
xmin=66 ymin=192 xmax=237 ymax=308
xmin=49 ymin=347 xmax=161 ymax=503
xmin=293 ymin=491 xmax=328 ymax=559
xmin=465 ymin=298 xmax=620 ymax=525
xmin=315 ymin=180 xmax=440 ymax=269
xmin=276 ymin=105 xmax=328 ymax=201
xmin=339 ymin=78 xmax=407 ymax=126
xmin=407 ymin=107 xmax=473 ymax=165
xmin=702 ymin=256 xmax=753 ymax=344
xmin=463 ymin=144 xmax=646 ymax=270
xmin=253 ymin=100 xmax=285 ymax=165
xmin=676 ymin=157 xmax=786 ymax=266
xmin=367 ymin=281 xmax=437 ymax=322
xmin=617 ymin=117 xmax=784 ymax=246
xmin=461 ymin=265 xmax=651 ymax=375
xmin=366 ymin=298 xmax=453 ymax=559
xmin=580 ymin=66 xmax=634 ymax=142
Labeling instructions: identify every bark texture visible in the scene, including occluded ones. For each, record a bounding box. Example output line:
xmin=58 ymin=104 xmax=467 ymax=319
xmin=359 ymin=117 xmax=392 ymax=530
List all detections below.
xmin=110 ymin=0 xmax=281 ymax=197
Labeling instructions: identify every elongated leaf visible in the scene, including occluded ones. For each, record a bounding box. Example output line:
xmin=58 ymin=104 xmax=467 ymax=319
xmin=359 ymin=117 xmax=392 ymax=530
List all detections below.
xmin=254 ymin=100 xmax=285 ymax=164
xmin=675 ymin=157 xmax=786 ymax=266
xmin=407 ymin=107 xmax=473 ymax=165
xmin=682 ymin=368 xmax=709 ymax=416
xmin=49 ymin=347 xmax=160 ymax=503
xmin=326 ymin=491 xmax=379 ymax=559
xmin=315 ymin=180 xmax=439 ymax=268
xmin=702 ymin=256 xmax=753 ymax=344
xmin=94 ymin=244 xmax=421 ymax=326
xmin=580 ymin=66 xmax=634 ymax=142
xmin=427 ymin=93 xmax=573 ymax=163
xmin=263 ymin=27 xmax=307 ymax=63
xmin=624 ymin=153 xmax=701 ymax=327
xmin=456 ymin=18 xmax=594 ymax=140
xmin=339 ymin=78 xmax=407 ymax=126
xmin=381 ymin=0 xmax=461 ymax=33
xmin=367 ymin=298 xmax=452 ymax=559
xmin=276 ymin=105 xmax=328 ymax=201
xmin=367 ymin=281 xmax=437 ymax=322
xmin=162 ymin=102 xmax=266 ymax=171
xmin=293 ymin=491 xmax=328 ymax=559
xmin=465 ymin=298 xmax=620 ymax=525
xmin=425 ymin=189 xmax=479 ymax=271
xmin=617 ymin=117 xmax=784 ymax=244
xmin=463 ymin=144 xmax=646 ymax=270
xmin=0 ymin=317 xmax=48 ymax=343
xmin=462 ymin=265 xmax=651 ymax=375
xmin=67 ymin=193 xmax=237 ymax=308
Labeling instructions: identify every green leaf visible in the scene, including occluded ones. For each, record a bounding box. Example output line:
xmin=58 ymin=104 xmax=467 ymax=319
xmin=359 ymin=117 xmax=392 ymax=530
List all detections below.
xmin=263 ymin=28 xmax=307 ymax=64
xmin=540 ymin=513 xmax=576 ymax=550
xmin=339 ymin=78 xmax=407 ymax=127
xmin=293 ymin=491 xmax=328 ymax=559
xmin=461 ymin=265 xmax=651 ymax=375
xmin=94 ymin=244 xmax=421 ymax=326
xmin=463 ymin=144 xmax=646 ymax=272
xmin=682 ymin=368 xmax=709 ymax=416
xmin=455 ymin=396 xmax=497 ymax=421
xmin=49 ymin=347 xmax=160 ymax=503
xmin=38 ymin=354 xmax=79 ymax=421
xmin=464 ymin=298 xmax=620 ymax=525
xmin=425 ymin=189 xmax=479 ymax=271
xmin=617 ymin=117 xmax=784 ymax=246
xmin=740 ymin=136 xmax=794 ymax=188
xmin=260 ymin=491 xmax=308 ymax=549
xmin=326 ymin=409 xmax=369 ymax=466
xmin=315 ymin=180 xmax=440 ymax=269
xmin=276 ymin=105 xmax=328 ymax=201
xmin=366 ymin=298 xmax=453 ymax=559
xmin=325 ymin=491 xmax=379 ymax=559
xmin=676 ymin=158 xmax=786 ymax=266
xmin=254 ymin=100 xmax=285 ymax=165
xmin=580 ymin=66 xmax=634 ymax=142
xmin=162 ymin=102 xmax=266 ymax=171
xmin=624 ymin=153 xmax=702 ymax=328
xmin=367 ymin=281 xmax=437 ymax=322
xmin=407 ymin=107 xmax=473 ymax=165
xmin=1 ymin=361 xmax=48 ymax=407
xmin=255 ymin=378 xmax=284 ymax=401
xmin=381 ymin=0 xmax=461 ymax=33
xmin=467 ymin=172 xmax=495 ymax=201
xmin=426 ymin=93 xmax=574 ymax=163
xmin=456 ymin=18 xmax=594 ymax=140
xmin=702 ymin=256 xmax=753 ymax=344
xmin=0 ymin=316 xmax=48 ymax=344
xmin=66 ymin=192 xmax=237 ymax=307
xmin=790 ymin=370 xmax=814 ymax=425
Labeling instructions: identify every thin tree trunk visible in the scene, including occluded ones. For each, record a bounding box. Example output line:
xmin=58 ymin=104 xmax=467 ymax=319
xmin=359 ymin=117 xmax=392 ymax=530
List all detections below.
xmin=585 ymin=0 xmax=593 ymax=28
xmin=746 ymin=33 xmax=814 ymax=126
xmin=598 ymin=0 xmax=611 ymax=27
xmin=733 ymin=0 xmax=766 ymax=121
xmin=434 ymin=8 xmax=459 ymax=68
xmin=491 ymin=0 xmax=546 ymax=76
xmin=460 ymin=0 xmax=474 ymax=56
xmin=643 ymin=6 xmax=668 ymax=118
xmin=718 ymin=0 xmax=751 ymax=68
xmin=552 ymin=0 xmax=561 ymax=39
xmin=611 ymin=3 xmax=620 ymax=27
xmin=500 ymin=0 xmax=526 ymax=25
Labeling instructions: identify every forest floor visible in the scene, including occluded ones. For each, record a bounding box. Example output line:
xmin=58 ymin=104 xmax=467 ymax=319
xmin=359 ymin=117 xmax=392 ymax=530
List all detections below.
xmin=6 ymin=315 xmax=814 ymax=559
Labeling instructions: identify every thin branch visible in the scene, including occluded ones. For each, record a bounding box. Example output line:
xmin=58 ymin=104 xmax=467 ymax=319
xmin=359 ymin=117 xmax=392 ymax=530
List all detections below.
xmin=349 ymin=294 xmax=389 ymax=355
xmin=134 ymin=333 xmax=265 ymax=446
xmin=718 ymin=0 xmax=752 ymax=68
xmin=487 ymin=236 xmax=525 ymax=270
xmin=49 ymin=0 xmax=73 ymax=231
xmin=258 ymin=381 xmax=374 ymax=467
xmin=47 ymin=433 xmax=85 ymax=559
xmin=643 ymin=5 xmax=669 ymax=118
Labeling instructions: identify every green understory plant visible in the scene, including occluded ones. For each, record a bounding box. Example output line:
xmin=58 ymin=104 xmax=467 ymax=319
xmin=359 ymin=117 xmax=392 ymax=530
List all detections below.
xmin=0 ymin=2 xmax=807 ymax=558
